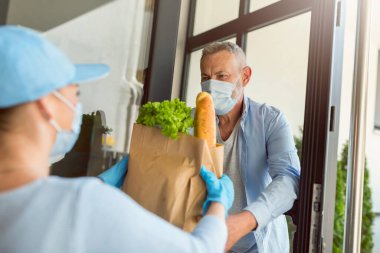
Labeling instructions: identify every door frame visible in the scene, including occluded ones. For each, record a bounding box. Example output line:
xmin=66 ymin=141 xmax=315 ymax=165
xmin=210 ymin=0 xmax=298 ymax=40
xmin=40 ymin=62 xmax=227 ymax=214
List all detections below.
xmin=143 ymin=0 xmax=339 ymax=251
xmin=0 ymin=0 xmax=9 ymax=24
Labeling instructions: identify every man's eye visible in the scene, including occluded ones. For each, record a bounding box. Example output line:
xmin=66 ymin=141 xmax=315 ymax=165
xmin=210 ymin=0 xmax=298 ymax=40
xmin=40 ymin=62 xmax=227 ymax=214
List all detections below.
xmin=76 ymin=90 xmax=81 ymax=97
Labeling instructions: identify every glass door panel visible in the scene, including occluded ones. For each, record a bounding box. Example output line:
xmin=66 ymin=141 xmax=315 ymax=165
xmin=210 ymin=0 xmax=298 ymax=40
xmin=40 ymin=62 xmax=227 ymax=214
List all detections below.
xmin=245 ymin=12 xmax=311 ymax=136
xmin=193 ymin=0 xmax=240 ymax=35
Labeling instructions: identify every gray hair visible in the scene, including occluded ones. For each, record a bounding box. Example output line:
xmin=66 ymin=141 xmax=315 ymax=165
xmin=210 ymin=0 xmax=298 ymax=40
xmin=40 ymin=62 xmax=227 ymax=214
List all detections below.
xmin=201 ymin=42 xmax=247 ymax=67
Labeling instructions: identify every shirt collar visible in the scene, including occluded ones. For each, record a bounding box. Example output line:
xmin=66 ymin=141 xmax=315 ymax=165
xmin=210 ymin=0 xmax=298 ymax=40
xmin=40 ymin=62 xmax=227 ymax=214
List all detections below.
xmin=241 ymin=95 xmax=249 ymax=122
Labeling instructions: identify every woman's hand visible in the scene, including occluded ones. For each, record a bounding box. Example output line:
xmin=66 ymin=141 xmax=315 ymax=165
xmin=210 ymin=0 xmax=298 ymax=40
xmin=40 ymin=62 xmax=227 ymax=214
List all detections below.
xmin=200 ymin=166 xmax=234 ymax=217
xmin=98 ymin=155 xmax=129 ymax=188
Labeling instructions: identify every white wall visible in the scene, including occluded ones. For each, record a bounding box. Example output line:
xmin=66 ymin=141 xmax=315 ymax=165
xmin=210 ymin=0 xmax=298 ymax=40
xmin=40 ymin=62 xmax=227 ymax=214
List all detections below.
xmin=7 ymin=0 xmax=112 ymax=31
xmin=44 ymin=0 xmax=145 ymax=153
xmin=7 ymin=0 xmax=149 ymax=152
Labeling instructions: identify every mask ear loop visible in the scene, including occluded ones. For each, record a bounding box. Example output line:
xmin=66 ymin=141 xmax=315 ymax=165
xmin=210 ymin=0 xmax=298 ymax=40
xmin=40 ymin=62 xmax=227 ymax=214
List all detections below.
xmin=52 ymin=91 xmax=75 ymax=111
xmin=232 ymin=76 xmax=244 ymax=99
xmin=49 ymin=118 xmax=62 ymax=132
xmin=49 ymin=91 xmax=75 ymax=133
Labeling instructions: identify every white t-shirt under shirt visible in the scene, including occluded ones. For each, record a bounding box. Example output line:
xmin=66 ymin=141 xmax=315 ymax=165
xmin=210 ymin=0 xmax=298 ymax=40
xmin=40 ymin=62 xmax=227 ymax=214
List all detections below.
xmin=217 ymin=120 xmax=246 ymax=215
xmin=217 ymin=121 xmax=257 ymax=253
xmin=0 ymin=176 xmax=227 ymax=253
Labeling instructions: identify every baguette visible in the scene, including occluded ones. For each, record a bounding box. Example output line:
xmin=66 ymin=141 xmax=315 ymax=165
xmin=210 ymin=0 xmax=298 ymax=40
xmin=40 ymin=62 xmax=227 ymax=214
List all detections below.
xmin=194 ymin=92 xmax=216 ymax=147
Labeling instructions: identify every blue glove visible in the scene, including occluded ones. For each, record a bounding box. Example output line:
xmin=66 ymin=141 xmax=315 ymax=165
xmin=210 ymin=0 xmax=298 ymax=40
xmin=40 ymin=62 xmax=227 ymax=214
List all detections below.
xmin=200 ymin=166 xmax=234 ymax=216
xmin=98 ymin=155 xmax=129 ymax=188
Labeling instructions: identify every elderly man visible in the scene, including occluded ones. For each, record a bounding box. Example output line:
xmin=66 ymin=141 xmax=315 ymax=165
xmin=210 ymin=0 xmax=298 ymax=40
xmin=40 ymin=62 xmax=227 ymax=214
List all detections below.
xmin=199 ymin=41 xmax=300 ymax=253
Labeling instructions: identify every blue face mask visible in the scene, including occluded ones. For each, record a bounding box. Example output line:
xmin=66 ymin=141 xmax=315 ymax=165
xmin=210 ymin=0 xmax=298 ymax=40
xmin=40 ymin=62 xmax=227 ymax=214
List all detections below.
xmin=49 ymin=92 xmax=82 ymax=164
xmin=201 ymin=79 xmax=243 ymax=115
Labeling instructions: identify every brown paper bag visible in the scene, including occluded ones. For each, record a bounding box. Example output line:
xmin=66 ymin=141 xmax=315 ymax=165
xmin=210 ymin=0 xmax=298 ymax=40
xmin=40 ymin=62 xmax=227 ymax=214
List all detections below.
xmin=122 ymin=124 xmax=223 ymax=232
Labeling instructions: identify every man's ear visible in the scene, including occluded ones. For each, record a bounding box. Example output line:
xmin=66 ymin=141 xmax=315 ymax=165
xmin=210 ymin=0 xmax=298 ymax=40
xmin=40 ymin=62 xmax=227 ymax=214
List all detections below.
xmin=242 ymin=66 xmax=252 ymax=87
xmin=36 ymin=96 xmax=54 ymax=121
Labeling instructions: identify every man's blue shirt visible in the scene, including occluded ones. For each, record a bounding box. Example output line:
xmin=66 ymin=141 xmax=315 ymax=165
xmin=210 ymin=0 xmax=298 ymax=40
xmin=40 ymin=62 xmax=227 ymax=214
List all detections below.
xmin=232 ymin=96 xmax=300 ymax=253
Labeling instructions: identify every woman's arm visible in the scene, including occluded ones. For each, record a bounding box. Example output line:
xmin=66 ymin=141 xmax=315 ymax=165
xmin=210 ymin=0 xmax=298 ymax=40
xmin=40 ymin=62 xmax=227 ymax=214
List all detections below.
xmin=79 ymin=169 xmax=233 ymax=253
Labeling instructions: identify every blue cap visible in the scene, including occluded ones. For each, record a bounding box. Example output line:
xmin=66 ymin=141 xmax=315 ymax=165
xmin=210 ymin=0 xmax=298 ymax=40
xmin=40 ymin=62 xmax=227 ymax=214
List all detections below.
xmin=0 ymin=25 xmax=110 ymax=108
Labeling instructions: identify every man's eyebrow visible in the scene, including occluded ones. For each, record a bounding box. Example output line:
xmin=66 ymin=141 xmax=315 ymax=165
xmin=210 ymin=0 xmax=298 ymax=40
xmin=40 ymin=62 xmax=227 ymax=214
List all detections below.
xmin=201 ymin=71 xmax=229 ymax=76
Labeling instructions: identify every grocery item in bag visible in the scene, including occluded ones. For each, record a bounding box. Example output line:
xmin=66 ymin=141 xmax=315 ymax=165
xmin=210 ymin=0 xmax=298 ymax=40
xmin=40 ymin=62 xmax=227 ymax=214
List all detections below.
xmin=123 ymin=95 xmax=223 ymax=231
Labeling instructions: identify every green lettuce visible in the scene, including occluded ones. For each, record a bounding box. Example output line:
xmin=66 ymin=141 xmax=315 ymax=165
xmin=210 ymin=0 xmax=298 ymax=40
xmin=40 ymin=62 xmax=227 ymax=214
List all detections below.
xmin=136 ymin=98 xmax=194 ymax=139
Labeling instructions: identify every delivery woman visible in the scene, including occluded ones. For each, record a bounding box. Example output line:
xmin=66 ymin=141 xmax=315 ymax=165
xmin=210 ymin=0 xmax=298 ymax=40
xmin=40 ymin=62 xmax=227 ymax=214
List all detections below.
xmin=0 ymin=25 xmax=234 ymax=253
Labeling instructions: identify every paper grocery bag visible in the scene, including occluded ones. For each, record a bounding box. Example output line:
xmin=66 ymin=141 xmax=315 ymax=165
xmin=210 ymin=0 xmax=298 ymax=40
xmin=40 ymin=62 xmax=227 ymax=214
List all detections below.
xmin=122 ymin=124 xmax=223 ymax=232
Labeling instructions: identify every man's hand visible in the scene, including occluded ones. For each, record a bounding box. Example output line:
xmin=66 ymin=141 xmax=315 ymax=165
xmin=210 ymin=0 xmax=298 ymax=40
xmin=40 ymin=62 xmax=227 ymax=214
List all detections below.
xmin=225 ymin=211 xmax=257 ymax=251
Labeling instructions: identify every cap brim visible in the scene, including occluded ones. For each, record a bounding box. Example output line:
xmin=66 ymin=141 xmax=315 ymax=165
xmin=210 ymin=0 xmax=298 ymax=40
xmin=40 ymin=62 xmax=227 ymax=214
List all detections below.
xmin=71 ymin=64 xmax=110 ymax=84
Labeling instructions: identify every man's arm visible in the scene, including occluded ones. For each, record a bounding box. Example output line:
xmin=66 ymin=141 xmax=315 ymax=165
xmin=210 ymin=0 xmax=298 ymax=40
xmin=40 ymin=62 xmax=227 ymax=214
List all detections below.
xmin=225 ymin=110 xmax=300 ymax=250
xmin=225 ymin=210 xmax=257 ymax=250
xmin=244 ymin=110 xmax=300 ymax=230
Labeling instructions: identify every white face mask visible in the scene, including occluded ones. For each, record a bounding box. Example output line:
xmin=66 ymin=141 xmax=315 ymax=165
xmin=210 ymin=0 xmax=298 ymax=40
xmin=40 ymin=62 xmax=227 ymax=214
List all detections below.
xmin=48 ymin=91 xmax=82 ymax=164
xmin=201 ymin=79 xmax=243 ymax=115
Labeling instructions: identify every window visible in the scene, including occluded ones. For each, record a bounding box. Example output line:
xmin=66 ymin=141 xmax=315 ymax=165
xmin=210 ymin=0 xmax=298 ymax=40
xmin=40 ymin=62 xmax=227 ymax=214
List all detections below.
xmin=180 ymin=0 xmax=337 ymax=252
xmin=245 ymin=12 xmax=311 ymax=135
xmin=193 ymin=0 xmax=240 ymax=35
